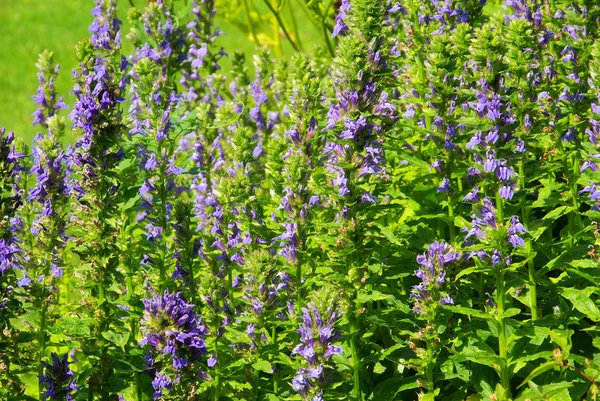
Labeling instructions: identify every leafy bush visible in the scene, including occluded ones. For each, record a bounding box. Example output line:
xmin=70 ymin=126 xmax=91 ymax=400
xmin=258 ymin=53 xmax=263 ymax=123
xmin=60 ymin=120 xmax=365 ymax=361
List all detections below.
xmin=2 ymin=0 xmax=600 ymax=400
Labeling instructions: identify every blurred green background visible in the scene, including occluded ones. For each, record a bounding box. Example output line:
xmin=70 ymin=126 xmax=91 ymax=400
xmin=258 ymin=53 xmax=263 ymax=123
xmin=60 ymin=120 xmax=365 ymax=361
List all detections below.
xmin=0 ymin=0 xmax=324 ymax=144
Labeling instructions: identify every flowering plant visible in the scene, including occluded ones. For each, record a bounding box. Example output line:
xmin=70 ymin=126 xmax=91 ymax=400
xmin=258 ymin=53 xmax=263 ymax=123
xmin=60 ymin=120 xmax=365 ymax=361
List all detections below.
xmin=3 ymin=0 xmax=600 ymax=400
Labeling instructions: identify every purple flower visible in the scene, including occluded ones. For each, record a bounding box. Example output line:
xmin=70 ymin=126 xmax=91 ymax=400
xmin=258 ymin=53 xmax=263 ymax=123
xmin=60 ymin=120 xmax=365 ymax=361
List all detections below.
xmin=140 ymin=290 xmax=208 ymax=377
xmin=463 ymin=187 xmax=479 ymax=203
xmin=292 ymin=297 xmax=343 ymax=399
xmin=38 ymin=352 xmax=78 ymax=401
xmin=151 ymin=374 xmax=172 ymax=400
xmin=437 ymin=177 xmax=451 ymax=194
xmin=332 ymin=0 xmax=350 ymax=37
xmin=411 ymin=241 xmax=459 ymax=313
xmin=507 ymin=216 xmax=527 ymax=248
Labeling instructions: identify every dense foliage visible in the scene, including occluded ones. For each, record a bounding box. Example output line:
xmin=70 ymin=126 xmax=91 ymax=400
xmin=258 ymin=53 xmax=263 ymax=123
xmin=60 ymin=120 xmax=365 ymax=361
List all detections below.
xmin=2 ymin=0 xmax=600 ymax=400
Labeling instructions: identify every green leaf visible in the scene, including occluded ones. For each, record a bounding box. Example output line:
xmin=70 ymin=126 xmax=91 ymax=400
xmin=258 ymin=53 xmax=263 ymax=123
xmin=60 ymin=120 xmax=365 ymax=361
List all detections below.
xmin=461 ymin=346 xmax=503 ymax=373
xmin=443 ymin=305 xmax=492 ymax=320
xmin=562 ymin=287 xmax=600 ymax=321
xmin=102 ymin=330 xmax=129 ymax=351
xmin=541 ymin=206 xmax=572 ymax=222
xmin=357 ymin=290 xmax=393 ymax=303
xmin=252 ymin=359 xmax=273 ymax=374
xmin=502 ymin=308 xmax=521 ymax=319
xmin=454 ymin=265 xmax=488 ymax=280
xmin=518 ymin=360 xmax=561 ymax=388
xmin=372 ymin=376 xmax=421 ymax=401
xmin=118 ymin=194 xmax=140 ymax=211
xmin=374 ymin=362 xmax=386 ymax=374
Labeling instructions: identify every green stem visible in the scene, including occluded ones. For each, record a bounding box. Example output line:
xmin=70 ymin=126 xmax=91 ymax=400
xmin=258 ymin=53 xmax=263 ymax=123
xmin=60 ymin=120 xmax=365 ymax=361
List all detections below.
xmin=272 ymin=326 xmax=279 ymax=393
xmin=242 ymin=0 xmax=260 ymax=45
xmin=518 ymin=161 xmax=538 ymax=320
xmin=311 ymin=3 xmax=335 ymax=56
xmin=495 ymin=191 xmax=504 ymax=223
xmin=349 ymin=307 xmax=362 ymax=401
xmin=555 ymin=138 xmax=582 ymax=244
xmin=496 ymin=270 xmax=510 ymax=399
xmin=479 ymin=273 xmax=485 ymax=308
xmin=189 ymin=252 xmax=197 ymax=306
xmin=227 ymin=265 xmax=234 ymax=306
xmin=426 ymin=339 xmax=434 ymax=392
xmin=447 ymin=195 xmax=456 ymax=241
xmin=262 ymin=0 xmax=299 ymax=52
xmin=296 ymin=260 xmax=302 ymax=315
xmin=38 ymin=291 xmax=47 ymax=401
xmin=287 ymin=1 xmax=303 ymax=51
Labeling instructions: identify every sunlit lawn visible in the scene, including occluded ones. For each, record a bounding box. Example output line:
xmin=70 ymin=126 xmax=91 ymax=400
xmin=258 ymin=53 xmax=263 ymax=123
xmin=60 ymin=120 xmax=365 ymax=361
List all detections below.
xmin=0 ymin=0 xmax=318 ymax=144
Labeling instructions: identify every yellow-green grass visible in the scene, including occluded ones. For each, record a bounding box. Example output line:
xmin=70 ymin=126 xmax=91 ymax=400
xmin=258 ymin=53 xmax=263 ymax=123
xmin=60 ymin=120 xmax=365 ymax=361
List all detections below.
xmin=0 ymin=0 xmax=320 ymax=145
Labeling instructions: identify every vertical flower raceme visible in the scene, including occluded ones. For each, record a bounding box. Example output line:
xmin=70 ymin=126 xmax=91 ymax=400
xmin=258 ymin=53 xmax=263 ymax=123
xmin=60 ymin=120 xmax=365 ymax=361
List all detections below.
xmin=65 ymin=0 xmax=131 ymax=397
xmin=140 ymin=290 xmax=208 ymax=399
xmin=20 ymin=51 xmax=71 ymax=400
xmin=180 ymin=0 xmax=225 ymax=112
xmin=291 ymin=288 xmax=344 ymax=401
xmin=240 ymin=250 xmax=291 ymax=348
xmin=31 ymin=50 xmax=68 ymax=128
xmin=407 ymin=241 xmax=460 ymax=394
xmin=0 ymin=127 xmax=25 ymax=398
xmin=38 ymin=352 xmax=78 ymax=401
xmin=274 ymin=53 xmax=326 ymax=314
xmin=0 ymin=128 xmax=24 ymax=277
xmin=128 ymin=0 xmax=189 ymax=290
xmin=463 ymin=197 xmax=527 ymax=398
xmin=322 ymin=1 xmax=395 ymax=398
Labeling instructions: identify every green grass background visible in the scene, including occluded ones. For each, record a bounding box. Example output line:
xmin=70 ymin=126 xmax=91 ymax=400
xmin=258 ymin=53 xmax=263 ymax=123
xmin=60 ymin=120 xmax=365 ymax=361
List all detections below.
xmin=0 ymin=0 xmax=320 ymax=145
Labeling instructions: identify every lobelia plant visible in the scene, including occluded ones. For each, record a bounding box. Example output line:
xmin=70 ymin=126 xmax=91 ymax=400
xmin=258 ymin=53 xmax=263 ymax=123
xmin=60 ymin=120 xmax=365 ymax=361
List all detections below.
xmin=0 ymin=126 xmax=25 ymax=398
xmin=407 ymin=241 xmax=460 ymax=397
xmin=65 ymin=0 xmax=138 ymax=398
xmin=320 ymin=0 xmax=398 ymax=399
xmin=5 ymin=0 xmax=600 ymax=400
xmin=18 ymin=50 xmax=71 ymax=401
xmin=291 ymin=287 xmax=344 ymax=401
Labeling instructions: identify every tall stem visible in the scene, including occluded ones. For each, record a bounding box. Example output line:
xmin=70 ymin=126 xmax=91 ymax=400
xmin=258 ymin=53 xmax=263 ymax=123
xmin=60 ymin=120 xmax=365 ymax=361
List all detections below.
xmin=447 ymin=195 xmax=456 ymax=241
xmin=272 ymin=325 xmax=279 ymax=393
xmin=262 ymin=0 xmax=300 ymax=52
xmin=426 ymin=338 xmax=434 ymax=392
xmin=242 ymin=0 xmax=260 ymax=45
xmin=518 ymin=161 xmax=538 ymax=320
xmin=295 ymin=257 xmax=302 ymax=315
xmin=213 ymin=319 xmax=221 ymax=401
xmin=495 ymin=191 xmax=504 ymax=223
xmin=350 ymin=317 xmax=362 ymax=401
xmin=496 ymin=269 xmax=510 ymax=399
xmin=38 ymin=288 xmax=47 ymax=401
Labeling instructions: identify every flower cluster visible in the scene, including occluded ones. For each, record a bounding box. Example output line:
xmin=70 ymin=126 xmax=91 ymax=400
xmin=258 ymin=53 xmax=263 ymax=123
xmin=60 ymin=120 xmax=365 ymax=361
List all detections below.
xmin=38 ymin=352 xmax=78 ymax=401
xmin=31 ymin=50 xmax=68 ymax=128
xmin=410 ymin=241 xmax=460 ymax=314
xmin=141 ymin=290 xmax=208 ymax=399
xmin=291 ymin=291 xmax=344 ymax=400
xmin=0 ymin=127 xmax=24 ymax=278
